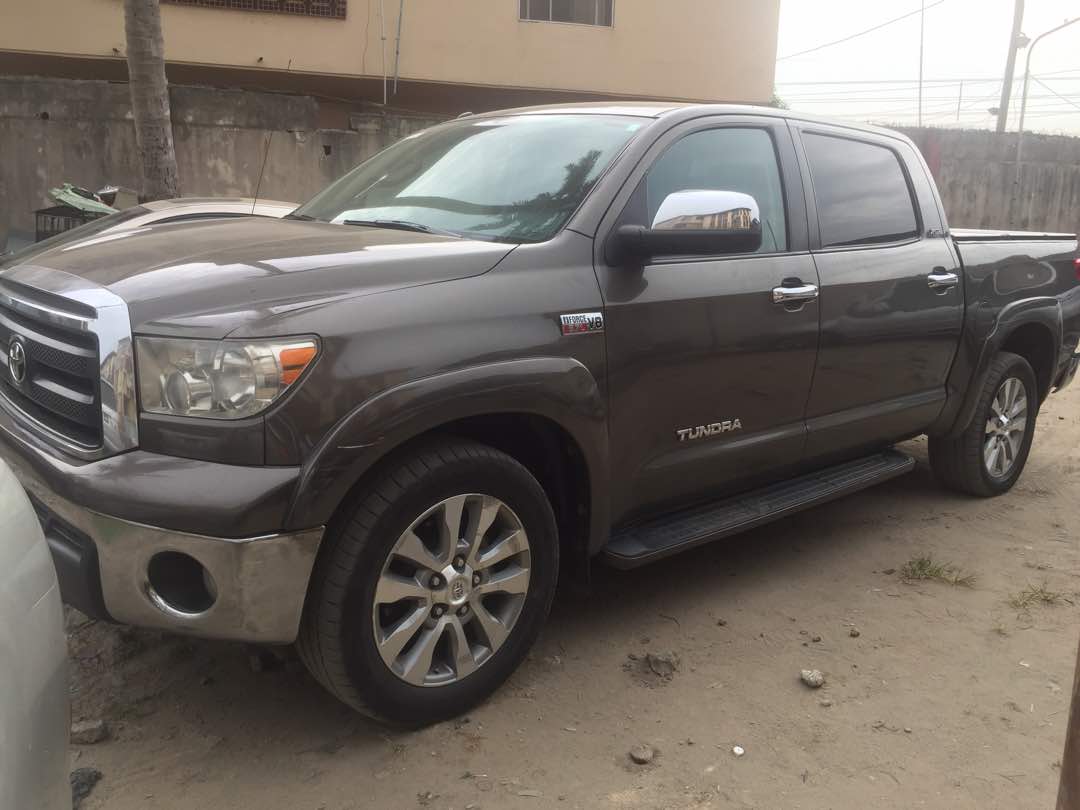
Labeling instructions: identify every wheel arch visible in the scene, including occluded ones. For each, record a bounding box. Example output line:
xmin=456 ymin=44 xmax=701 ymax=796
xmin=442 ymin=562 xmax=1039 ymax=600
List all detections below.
xmin=941 ymin=300 xmax=1062 ymax=438
xmin=285 ymin=357 xmax=610 ymax=573
xmin=1000 ymin=321 xmax=1057 ymax=400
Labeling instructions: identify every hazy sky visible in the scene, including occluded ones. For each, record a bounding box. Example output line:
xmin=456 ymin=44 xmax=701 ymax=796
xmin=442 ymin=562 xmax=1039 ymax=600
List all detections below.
xmin=775 ymin=0 xmax=1079 ymax=134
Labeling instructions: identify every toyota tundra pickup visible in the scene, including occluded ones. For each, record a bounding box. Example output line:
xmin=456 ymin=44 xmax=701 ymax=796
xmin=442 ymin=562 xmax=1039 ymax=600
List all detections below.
xmin=1 ymin=104 xmax=1077 ymax=724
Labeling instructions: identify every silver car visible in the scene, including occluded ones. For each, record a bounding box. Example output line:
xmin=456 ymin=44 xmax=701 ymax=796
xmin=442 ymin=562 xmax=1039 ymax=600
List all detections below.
xmin=78 ymin=197 xmax=297 ymax=235
xmin=0 ymin=460 xmax=70 ymax=810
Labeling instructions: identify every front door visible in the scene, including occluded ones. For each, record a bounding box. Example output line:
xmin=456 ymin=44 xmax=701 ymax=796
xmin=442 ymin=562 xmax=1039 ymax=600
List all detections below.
xmin=596 ymin=118 xmax=820 ymax=526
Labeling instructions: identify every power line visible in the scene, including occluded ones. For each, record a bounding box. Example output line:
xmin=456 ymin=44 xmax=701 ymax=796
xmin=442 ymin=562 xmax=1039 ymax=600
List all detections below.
xmin=1033 ymin=77 xmax=1080 ymax=113
xmin=777 ymin=0 xmax=946 ymax=61
xmin=787 ymin=93 xmax=1072 ymax=105
xmin=775 ymin=68 xmax=1080 ymax=85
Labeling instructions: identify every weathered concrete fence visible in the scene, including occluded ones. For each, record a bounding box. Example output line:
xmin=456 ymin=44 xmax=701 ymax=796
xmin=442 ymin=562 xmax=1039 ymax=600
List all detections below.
xmin=1 ymin=77 xmax=1077 ymax=248
xmin=0 ymin=76 xmax=442 ymax=247
xmin=900 ymin=126 xmax=1080 ymax=235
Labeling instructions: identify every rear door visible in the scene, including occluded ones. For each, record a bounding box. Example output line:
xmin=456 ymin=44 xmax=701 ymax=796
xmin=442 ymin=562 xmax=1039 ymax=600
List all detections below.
xmin=595 ymin=116 xmax=820 ymax=526
xmin=793 ymin=124 xmax=963 ymax=460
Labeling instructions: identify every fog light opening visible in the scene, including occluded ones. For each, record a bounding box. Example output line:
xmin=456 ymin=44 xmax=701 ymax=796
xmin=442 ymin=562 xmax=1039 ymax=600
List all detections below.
xmin=146 ymin=552 xmax=218 ymax=616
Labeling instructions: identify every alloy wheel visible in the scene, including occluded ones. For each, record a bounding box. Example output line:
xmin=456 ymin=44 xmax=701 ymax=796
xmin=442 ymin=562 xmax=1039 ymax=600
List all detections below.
xmin=372 ymin=494 xmax=531 ymax=687
xmin=984 ymin=376 xmax=1028 ymax=478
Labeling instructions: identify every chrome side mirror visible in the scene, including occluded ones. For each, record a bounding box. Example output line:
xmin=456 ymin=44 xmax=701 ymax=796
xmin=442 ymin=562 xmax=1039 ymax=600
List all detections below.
xmin=651 ymin=189 xmax=761 ymax=234
xmin=609 ymin=190 xmax=763 ymax=265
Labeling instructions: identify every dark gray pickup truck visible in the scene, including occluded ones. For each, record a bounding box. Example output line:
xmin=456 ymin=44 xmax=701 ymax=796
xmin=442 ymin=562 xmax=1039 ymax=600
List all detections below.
xmin=2 ymin=104 xmax=1077 ymax=723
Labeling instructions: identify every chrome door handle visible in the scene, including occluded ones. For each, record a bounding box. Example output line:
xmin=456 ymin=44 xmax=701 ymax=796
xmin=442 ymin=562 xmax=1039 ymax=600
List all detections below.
xmin=927 ymin=270 xmax=959 ymax=292
xmin=772 ymin=284 xmax=819 ymax=305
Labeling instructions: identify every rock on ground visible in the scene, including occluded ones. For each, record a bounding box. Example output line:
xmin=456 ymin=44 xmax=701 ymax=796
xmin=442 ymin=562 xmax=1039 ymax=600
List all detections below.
xmin=70 ymin=719 xmax=110 ymax=745
xmin=71 ymin=767 xmax=102 ymax=809
xmin=646 ymin=651 xmax=679 ymax=679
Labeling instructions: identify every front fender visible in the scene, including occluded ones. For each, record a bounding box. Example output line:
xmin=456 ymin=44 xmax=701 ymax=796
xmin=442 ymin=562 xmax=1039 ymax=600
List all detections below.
xmin=284 ymin=356 xmax=610 ymax=551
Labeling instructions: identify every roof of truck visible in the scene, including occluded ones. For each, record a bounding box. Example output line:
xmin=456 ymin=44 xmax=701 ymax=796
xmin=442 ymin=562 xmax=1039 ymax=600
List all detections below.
xmin=467 ymin=102 xmax=912 ymax=141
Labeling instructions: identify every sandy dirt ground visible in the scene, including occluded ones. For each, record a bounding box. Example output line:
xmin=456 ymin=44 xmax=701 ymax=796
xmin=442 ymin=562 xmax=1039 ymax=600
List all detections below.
xmin=66 ymin=384 xmax=1080 ymax=810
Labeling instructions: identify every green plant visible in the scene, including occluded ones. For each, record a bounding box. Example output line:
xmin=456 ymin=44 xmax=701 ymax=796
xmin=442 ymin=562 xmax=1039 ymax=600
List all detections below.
xmin=901 ymin=555 xmax=976 ymax=587
xmin=1008 ymin=582 xmax=1062 ymax=610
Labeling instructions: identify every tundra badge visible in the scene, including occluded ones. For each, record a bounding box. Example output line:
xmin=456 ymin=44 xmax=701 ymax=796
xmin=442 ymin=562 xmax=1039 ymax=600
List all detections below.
xmin=677 ymin=420 xmax=743 ymax=442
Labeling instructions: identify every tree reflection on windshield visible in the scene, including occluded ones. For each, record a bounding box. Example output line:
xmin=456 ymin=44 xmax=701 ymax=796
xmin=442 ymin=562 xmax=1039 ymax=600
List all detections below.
xmin=293 ymin=115 xmax=640 ymax=243
xmin=468 ymin=150 xmax=603 ymax=242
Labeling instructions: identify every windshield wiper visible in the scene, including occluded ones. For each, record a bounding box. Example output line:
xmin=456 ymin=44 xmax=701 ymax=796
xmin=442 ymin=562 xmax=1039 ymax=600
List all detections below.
xmin=343 ymin=218 xmax=460 ymax=237
xmin=284 ymin=212 xmax=316 ymax=221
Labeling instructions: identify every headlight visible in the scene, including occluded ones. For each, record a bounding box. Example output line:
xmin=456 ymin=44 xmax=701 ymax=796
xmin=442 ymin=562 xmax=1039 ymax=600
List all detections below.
xmin=135 ymin=337 xmax=318 ymax=420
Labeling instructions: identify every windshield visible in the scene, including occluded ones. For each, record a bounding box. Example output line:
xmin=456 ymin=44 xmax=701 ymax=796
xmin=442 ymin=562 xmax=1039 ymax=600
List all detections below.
xmin=294 ymin=114 xmax=644 ymax=243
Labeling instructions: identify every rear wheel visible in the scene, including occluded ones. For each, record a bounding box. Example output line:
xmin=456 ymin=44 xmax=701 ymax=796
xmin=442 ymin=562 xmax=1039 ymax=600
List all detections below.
xmin=297 ymin=439 xmax=558 ymax=724
xmin=929 ymin=351 xmax=1038 ymax=496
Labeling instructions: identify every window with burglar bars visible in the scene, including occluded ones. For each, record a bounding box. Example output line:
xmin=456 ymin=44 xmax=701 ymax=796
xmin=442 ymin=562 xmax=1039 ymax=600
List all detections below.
xmin=161 ymin=0 xmax=347 ymax=20
xmin=520 ymin=0 xmax=613 ymax=26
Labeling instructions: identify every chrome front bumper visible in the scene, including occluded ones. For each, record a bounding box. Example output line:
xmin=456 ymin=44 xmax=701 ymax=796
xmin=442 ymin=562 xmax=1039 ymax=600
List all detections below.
xmin=2 ymin=434 xmax=323 ymax=644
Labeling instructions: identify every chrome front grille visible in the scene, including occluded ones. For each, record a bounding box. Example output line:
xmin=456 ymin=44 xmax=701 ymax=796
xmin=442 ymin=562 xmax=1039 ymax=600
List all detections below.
xmin=0 ymin=300 xmax=102 ymax=448
xmin=0 ymin=266 xmax=138 ymax=459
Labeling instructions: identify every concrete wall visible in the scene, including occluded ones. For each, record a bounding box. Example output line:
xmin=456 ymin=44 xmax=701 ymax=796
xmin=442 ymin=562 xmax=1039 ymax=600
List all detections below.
xmin=1 ymin=0 xmax=780 ymax=104
xmin=900 ymin=127 xmax=1080 ymax=234
xmin=0 ymin=76 xmax=444 ymax=249
xmin=4 ymin=77 xmax=1078 ymax=252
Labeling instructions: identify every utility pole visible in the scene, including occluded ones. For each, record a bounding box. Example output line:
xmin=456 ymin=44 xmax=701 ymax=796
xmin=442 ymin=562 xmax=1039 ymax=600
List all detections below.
xmin=996 ymin=0 xmax=1025 ymax=133
xmin=917 ymin=0 xmax=925 ymax=127
xmin=1016 ymin=17 xmax=1080 ymax=182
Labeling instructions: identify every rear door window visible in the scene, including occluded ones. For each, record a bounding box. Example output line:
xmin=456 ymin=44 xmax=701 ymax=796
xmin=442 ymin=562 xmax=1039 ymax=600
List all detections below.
xmin=803 ymin=133 xmax=919 ymax=248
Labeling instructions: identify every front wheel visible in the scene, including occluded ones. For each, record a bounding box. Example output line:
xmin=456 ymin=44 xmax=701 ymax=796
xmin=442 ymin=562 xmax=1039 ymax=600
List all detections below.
xmin=929 ymin=351 xmax=1039 ymax=496
xmin=297 ymin=439 xmax=559 ymax=724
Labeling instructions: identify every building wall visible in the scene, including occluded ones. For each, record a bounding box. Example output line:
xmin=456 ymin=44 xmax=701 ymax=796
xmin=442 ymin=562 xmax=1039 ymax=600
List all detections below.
xmin=900 ymin=127 xmax=1080 ymax=234
xmin=0 ymin=77 xmax=443 ymax=249
xmin=6 ymin=77 xmax=1074 ymax=254
xmin=1 ymin=0 xmax=780 ymax=104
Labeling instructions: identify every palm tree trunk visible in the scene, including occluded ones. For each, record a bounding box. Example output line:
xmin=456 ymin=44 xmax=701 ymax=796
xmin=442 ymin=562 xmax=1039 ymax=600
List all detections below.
xmin=123 ymin=0 xmax=179 ymax=201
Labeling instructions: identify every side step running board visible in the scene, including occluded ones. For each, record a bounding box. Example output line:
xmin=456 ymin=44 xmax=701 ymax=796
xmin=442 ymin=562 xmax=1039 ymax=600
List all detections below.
xmin=602 ymin=449 xmax=915 ymax=569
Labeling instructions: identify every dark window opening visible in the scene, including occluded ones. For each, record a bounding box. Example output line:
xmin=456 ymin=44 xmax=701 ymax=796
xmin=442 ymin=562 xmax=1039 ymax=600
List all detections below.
xmin=161 ymin=0 xmax=347 ymax=20
xmin=520 ymin=0 xmax=613 ymax=26
xmin=803 ymin=133 xmax=919 ymax=248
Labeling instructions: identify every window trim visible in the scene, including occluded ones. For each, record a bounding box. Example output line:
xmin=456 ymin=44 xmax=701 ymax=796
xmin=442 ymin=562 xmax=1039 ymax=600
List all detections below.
xmin=798 ymin=128 xmax=925 ymax=253
xmin=519 ymin=0 xmax=615 ymax=28
xmin=635 ymin=124 xmax=794 ymax=263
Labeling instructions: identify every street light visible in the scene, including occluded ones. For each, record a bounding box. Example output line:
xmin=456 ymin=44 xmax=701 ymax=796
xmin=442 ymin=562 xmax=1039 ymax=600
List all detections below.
xmin=1014 ymin=17 xmax=1079 ymax=183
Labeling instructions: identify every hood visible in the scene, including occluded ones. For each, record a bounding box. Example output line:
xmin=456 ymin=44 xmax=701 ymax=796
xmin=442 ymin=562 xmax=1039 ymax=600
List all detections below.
xmin=4 ymin=218 xmax=515 ymax=337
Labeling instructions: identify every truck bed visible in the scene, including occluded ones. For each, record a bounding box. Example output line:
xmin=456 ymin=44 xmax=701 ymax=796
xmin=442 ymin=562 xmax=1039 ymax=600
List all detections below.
xmin=951 ymin=228 xmax=1076 ymax=242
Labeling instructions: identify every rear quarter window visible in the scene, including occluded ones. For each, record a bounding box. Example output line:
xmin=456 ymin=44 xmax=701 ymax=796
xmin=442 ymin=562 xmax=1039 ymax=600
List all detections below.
xmin=803 ymin=133 xmax=918 ymax=248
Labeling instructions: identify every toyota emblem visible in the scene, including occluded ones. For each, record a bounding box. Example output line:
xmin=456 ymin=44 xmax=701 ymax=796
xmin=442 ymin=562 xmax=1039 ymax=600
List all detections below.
xmin=7 ymin=338 xmax=26 ymax=385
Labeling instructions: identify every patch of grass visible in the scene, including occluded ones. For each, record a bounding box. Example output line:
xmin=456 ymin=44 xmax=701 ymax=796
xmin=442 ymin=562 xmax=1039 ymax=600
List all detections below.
xmin=1008 ymin=582 xmax=1063 ymax=610
xmin=901 ymin=555 xmax=976 ymax=587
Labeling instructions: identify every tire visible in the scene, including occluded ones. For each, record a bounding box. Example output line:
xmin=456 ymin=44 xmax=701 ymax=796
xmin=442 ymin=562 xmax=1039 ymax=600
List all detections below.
xmin=929 ymin=351 xmax=1039 ymax=497
xmin=297 ymin=438 xmax=559 ymax=725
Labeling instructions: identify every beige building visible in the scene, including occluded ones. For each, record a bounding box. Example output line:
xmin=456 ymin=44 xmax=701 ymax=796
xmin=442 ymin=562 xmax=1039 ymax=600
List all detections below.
xmin=1 ymin=0 xmax=780 ymax=114
xmin=0 ymin=1 xmax=780 ymax=250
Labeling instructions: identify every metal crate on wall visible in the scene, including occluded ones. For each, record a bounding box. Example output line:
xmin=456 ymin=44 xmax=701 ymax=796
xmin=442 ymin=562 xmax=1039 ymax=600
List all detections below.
xmin=34 ymin=206 xmax=106 ymax=242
